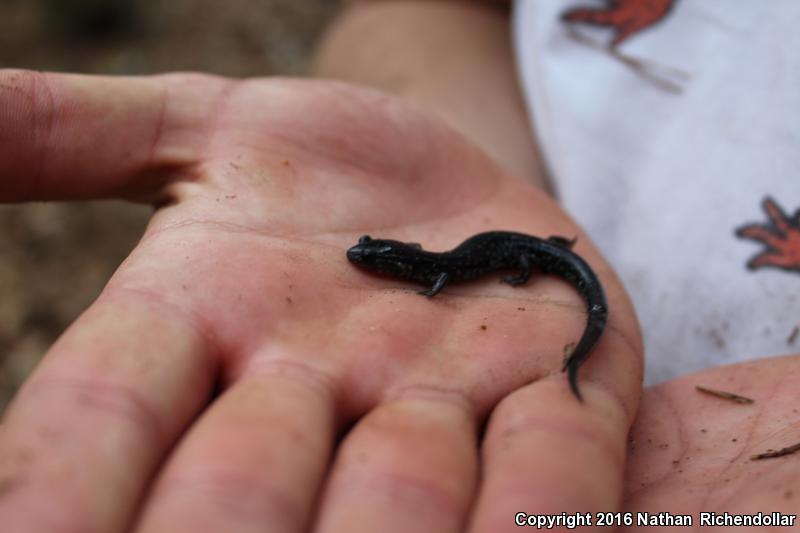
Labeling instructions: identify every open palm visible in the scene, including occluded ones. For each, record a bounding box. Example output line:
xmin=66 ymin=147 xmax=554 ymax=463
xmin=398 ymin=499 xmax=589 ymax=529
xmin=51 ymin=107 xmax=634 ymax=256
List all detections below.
xmin=0 ymin=72 xmax=644 ymax=532
xmin=624 ymin=355 xmax=800 ymax=531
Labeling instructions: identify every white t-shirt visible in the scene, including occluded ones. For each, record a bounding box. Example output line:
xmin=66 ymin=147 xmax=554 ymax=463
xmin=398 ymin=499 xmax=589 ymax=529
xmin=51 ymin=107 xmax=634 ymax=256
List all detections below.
xmin=513 ymin=0 xmax=799 ymax=384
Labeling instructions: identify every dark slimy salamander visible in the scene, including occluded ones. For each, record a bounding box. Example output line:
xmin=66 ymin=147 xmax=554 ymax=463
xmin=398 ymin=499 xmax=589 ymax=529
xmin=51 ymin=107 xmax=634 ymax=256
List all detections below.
xmin=346 ymin=231 xmax=608 ymax=401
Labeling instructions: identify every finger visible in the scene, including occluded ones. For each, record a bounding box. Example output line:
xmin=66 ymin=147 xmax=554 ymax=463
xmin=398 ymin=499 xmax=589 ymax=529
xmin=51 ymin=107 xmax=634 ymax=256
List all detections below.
xmin=313 ymin=390 xmax=478 ymax=533
xmin=134 ymin=364 xmax=338 ymax=533
xmin=0 ymin=70 xmax=217 ymax=202
xmin=468 ymin=376 xmax=630 ymax=533
xmin=468 ymin=282 xmax=639 ymax=533
xmin=0 ymin=290 xmax=217 ymax=533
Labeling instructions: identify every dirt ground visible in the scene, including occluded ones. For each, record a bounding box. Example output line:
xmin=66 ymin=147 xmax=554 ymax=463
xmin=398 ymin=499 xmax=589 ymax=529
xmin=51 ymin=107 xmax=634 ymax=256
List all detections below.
xmin=0 ymin=0 xmax=342 ymax=412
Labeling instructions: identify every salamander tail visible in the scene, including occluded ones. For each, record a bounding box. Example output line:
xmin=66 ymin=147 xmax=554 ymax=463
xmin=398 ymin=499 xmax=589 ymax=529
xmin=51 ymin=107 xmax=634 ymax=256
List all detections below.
xmin=562 ymin=302 xmax=608 ymax=403
xmin=565 ymin=359 xmax=584 ymax=403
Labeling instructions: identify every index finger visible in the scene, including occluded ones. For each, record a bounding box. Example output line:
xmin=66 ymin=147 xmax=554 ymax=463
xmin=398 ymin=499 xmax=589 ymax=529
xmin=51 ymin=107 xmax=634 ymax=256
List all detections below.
xmin=0 ymin=70 xmax=218 ymax=203
xmin=0 ymin=290 xmax=218 ymax=533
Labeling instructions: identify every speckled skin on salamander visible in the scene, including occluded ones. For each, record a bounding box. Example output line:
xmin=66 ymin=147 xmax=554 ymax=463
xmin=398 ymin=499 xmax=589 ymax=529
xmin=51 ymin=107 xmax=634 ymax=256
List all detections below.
xmin=346 ymin=231 xmax=608 ymax=401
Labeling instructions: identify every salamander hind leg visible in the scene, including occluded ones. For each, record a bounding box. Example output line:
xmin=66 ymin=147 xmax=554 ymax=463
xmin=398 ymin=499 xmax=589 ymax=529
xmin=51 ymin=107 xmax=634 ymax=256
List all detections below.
xmin=418 ymin=272 xmax=450 ymax=297
xmin=547 ymin=235 xmax=576 ymax=249
xmin=502 ymin=255 xmax=533 ymax=286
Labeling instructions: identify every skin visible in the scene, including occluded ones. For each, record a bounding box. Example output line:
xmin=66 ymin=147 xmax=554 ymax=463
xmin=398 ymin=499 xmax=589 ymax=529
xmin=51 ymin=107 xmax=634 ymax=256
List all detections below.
xmin=0 ymin=71 xmax=639 ymax=533
xmin=0 ymin=1 xmax=797 ymax=532
xmin=1 ymin=75 xmax=795 ymax=533
xmin=317 ymin=2 xmax=800 ymax=528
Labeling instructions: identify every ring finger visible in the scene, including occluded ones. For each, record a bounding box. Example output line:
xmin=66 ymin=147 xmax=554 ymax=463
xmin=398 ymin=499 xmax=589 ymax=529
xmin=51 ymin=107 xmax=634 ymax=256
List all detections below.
xmin=312 ymin=387 xmax=478 ymax=533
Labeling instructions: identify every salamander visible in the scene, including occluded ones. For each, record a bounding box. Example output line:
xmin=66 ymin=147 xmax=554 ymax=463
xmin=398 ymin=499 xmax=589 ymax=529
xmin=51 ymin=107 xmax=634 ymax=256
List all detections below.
xmin=346 ymin=231 xmax=608 ymax=401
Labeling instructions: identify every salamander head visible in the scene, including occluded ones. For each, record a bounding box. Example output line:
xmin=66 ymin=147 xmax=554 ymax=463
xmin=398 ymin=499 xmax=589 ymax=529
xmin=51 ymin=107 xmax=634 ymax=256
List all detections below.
xmin=346 ymin=235 xmax=424 ymax=278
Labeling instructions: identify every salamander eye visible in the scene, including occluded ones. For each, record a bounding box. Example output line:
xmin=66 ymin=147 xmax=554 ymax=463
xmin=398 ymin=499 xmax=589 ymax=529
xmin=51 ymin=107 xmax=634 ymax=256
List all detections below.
xmin=358 ymin=235 xmax=372 ymax=245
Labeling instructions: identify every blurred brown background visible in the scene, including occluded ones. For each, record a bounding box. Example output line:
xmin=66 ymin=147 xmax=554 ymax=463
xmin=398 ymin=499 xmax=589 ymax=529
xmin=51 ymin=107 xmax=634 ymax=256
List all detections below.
xmin=0 ymin=0 xmax=342 ymax=413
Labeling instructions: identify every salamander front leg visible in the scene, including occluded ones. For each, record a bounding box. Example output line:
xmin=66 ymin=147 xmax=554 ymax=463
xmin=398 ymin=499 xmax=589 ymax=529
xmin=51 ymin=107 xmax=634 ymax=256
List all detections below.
xmin=502 ymin=255 xmax=533 ymax=286
xmin=419 ymin=272 xmax=450 ymax=297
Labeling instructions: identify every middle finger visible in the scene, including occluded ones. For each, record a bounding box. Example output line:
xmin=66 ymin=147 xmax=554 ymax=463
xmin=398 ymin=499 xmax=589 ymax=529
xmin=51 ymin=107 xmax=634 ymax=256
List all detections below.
xmin=134 ymin=361 xmax=338 ymax=533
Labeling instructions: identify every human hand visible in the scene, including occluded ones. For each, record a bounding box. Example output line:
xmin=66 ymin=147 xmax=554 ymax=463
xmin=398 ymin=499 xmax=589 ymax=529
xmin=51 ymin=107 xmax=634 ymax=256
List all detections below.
xmin=625 ymin=355 xmax=800 ymax=531
xmin=0 ymin=71 xmax=641 ymax=532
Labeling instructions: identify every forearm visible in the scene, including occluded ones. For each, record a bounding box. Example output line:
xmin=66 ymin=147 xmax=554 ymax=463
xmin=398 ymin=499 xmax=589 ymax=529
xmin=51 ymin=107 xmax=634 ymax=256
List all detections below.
xmin=311 ymin=0 xmax=548 ymax=190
